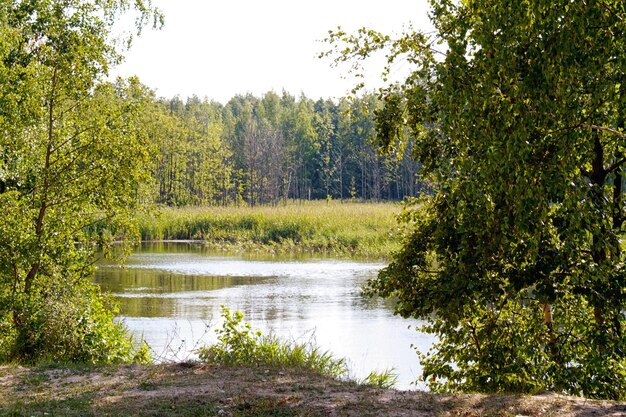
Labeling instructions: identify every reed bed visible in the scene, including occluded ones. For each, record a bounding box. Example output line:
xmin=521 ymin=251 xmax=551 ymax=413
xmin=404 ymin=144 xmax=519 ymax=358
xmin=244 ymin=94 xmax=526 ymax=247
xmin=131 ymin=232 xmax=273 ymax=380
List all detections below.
xmin=137 ymin=201 xmax=400 ymax=259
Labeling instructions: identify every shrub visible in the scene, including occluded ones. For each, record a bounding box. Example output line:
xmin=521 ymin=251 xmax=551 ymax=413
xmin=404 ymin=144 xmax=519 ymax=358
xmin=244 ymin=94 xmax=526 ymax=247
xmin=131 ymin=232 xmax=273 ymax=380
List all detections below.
xmin=0 ymin=274 xmax=150 ymax=365
xmin=197 ymin=306 xmax=348 ymax=379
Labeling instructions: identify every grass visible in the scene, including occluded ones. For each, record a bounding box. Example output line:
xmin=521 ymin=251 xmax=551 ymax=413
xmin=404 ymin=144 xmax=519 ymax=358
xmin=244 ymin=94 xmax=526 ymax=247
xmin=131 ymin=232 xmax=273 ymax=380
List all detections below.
xmin=196 ymin=306 xmax=398 ymax=389
xmin=137 ymin=201 xmax=400 ymax=259
xmin=196 ymin=306 xmax=352 ymax=381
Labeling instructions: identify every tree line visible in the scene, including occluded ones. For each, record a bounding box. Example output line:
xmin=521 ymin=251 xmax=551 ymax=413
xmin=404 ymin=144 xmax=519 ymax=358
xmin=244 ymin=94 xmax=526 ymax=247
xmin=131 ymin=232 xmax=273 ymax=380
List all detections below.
xmin=144 ymin=91 xmax=424 ymax=207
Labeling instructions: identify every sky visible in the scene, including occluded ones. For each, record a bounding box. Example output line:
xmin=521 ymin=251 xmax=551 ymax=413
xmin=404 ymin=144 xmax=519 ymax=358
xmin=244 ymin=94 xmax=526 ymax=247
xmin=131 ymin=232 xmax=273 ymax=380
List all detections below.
xmin=112 ymin=0 xmax=433 ymax=103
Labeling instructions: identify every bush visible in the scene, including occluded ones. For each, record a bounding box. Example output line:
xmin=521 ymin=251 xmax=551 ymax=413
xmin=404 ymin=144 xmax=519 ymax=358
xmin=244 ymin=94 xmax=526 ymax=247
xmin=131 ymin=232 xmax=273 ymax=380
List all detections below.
xmin=197 ymin=306 xmax=348 ymax=379
xmin=0 ymin=274 xmax=150 ymax=365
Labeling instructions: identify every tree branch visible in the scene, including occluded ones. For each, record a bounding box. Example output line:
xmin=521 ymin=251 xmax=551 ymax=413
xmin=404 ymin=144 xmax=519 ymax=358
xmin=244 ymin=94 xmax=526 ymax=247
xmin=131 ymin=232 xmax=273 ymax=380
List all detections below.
xmin=583 ymin=124 xmax=626 ymax=140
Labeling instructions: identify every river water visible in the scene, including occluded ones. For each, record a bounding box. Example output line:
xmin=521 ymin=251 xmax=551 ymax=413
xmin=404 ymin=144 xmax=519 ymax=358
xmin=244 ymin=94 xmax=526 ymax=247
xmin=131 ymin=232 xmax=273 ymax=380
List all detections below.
xmin=94 ymin=242 xmax=435 ymax=390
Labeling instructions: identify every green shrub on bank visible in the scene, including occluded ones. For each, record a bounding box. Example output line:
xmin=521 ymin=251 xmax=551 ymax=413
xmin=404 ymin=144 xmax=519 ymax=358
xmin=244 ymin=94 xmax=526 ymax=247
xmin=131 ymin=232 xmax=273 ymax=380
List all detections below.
xmin=198 ymin=306 xmax=399 ymax=387
xmin=197 ymin=306 xmax=348 ymax=380
xmin=0 ymin=276 xmax=150 ymax=365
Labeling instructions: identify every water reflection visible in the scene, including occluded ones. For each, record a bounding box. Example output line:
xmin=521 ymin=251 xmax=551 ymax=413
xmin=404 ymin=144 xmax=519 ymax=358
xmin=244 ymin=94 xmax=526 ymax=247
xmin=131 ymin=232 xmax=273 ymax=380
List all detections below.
xmin=95 ymin=242 xmax=435 ymax=390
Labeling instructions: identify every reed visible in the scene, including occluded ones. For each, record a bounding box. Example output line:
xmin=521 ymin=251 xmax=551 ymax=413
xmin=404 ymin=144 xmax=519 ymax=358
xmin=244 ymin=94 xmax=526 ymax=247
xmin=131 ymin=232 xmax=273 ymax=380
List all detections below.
xmin=137 ymin=201 xmax=400 ymax=258
xmin=197 ymin=305 xmax=399 ymax=387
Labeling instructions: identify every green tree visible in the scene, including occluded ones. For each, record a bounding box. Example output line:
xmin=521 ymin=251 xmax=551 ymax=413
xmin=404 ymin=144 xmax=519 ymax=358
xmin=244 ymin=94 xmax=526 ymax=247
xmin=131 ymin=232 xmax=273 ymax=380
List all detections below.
xmin=0 ymin=0 xmax=161 ymax=362
xmin=284 ymin=95 xmax=318 ymax=201
xmin=327 ymin=0 xmax=626 ymax=399
xmin=149 ymin=96 xmax=234 ymax=206
xmin=186 ymin=98 xmax=233 ymax=206
xmin=313 ymin=99 xmax=338 ymax=199
xmin=149 ymin=97 xmax=189 ymax=205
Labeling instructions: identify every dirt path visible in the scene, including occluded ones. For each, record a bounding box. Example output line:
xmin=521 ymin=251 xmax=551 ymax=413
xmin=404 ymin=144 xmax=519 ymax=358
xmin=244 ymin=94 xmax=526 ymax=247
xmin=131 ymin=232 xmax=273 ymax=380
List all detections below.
xmin=1 ymin=363 xmax=625 ymax=416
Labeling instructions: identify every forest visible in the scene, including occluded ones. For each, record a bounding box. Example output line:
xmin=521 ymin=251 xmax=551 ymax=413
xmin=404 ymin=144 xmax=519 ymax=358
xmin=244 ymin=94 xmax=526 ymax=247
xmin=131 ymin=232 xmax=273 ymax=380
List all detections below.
xmin=143 ymin=90 xmax=424 ymax=207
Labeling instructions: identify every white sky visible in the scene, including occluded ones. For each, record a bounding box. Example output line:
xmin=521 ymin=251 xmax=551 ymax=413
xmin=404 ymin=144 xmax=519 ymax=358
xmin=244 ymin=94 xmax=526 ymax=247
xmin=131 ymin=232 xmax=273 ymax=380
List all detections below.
xmin=112 ymin=0 xmax=433 ymax=103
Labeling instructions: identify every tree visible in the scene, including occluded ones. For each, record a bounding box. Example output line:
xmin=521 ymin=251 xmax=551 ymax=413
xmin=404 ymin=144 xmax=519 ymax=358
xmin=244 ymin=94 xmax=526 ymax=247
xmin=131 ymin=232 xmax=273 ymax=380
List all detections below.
xmin=148 ymin=96 xmax=234 ymax=206
xmin=313 ymin=99 xmax=338 ymax=199
xmin=0 ymin=0 xmax=161 ymax=362
xmin=185 ymin=98 xmax=233 ymax=206
xmin=326 ymin=0 xmax=626 ymax=399
xmin=280 ymin=93 xmax=318 ymax=201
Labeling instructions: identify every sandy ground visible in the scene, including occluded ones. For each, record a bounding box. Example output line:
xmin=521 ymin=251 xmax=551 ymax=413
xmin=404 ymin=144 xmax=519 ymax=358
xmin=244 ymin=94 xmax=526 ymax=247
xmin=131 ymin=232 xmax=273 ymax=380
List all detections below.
xmin=1 ymin=363 xmax=625 ymax=416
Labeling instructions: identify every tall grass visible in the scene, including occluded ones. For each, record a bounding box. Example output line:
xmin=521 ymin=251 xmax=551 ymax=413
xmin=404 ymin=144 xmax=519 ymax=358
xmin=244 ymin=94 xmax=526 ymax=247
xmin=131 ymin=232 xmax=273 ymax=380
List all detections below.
xmin=137 ymin=201 xmax=400 ymax=258
xmin=197 ymin=306 xmax=348 ymax=380
xmin=197 ymin=306 xmax=398 ymax=388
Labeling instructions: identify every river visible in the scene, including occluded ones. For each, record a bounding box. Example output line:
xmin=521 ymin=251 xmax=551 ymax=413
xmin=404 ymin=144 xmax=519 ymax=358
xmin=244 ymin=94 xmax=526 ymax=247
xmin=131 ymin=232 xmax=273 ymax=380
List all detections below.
xmin=94 ymin=242 xmax=435 ymax=390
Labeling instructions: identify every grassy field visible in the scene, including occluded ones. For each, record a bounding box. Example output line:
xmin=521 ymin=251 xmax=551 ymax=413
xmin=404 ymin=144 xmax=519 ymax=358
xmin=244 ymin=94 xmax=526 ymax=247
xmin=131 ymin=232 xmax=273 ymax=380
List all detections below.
xmin=137 ymin=201 xmax=401 ymax=259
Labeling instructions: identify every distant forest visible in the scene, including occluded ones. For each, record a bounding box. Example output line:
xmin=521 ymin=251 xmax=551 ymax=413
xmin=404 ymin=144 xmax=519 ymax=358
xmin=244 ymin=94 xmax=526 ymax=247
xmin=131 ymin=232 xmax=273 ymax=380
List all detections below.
xmin=143 ymin=90 xmax=424 ymax=206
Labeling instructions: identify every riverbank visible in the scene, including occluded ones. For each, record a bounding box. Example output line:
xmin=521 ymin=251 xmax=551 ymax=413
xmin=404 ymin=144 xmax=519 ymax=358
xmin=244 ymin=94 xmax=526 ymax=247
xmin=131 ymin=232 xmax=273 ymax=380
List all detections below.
xmin=1 ymin=363 xmax=624 ymax=416
xmin=136 ymin=201 xmax=400 ymax=259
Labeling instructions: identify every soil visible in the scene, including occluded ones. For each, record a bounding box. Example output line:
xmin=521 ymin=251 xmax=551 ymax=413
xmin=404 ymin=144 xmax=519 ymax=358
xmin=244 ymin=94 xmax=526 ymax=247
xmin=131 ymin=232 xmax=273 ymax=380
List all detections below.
xmin=1 ymin=363 xmax=625 ymax=416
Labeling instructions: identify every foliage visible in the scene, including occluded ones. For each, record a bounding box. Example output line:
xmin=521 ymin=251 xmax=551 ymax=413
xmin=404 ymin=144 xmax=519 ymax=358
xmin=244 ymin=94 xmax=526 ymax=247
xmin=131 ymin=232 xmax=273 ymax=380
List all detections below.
xmin=326 ymin=0 xmax=626 ymax=399
xmin=0 ymin=0 xmax=161 ymax=363
xmin=1 ymin=279 xmax=151 ymax=364
xmin=197 ymin=305 xmax=349 ymax=380
xmin=146 ymin=92 xmax=425 ymax=207
xmin=147 ymin=96 xmax=234 ymax=207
